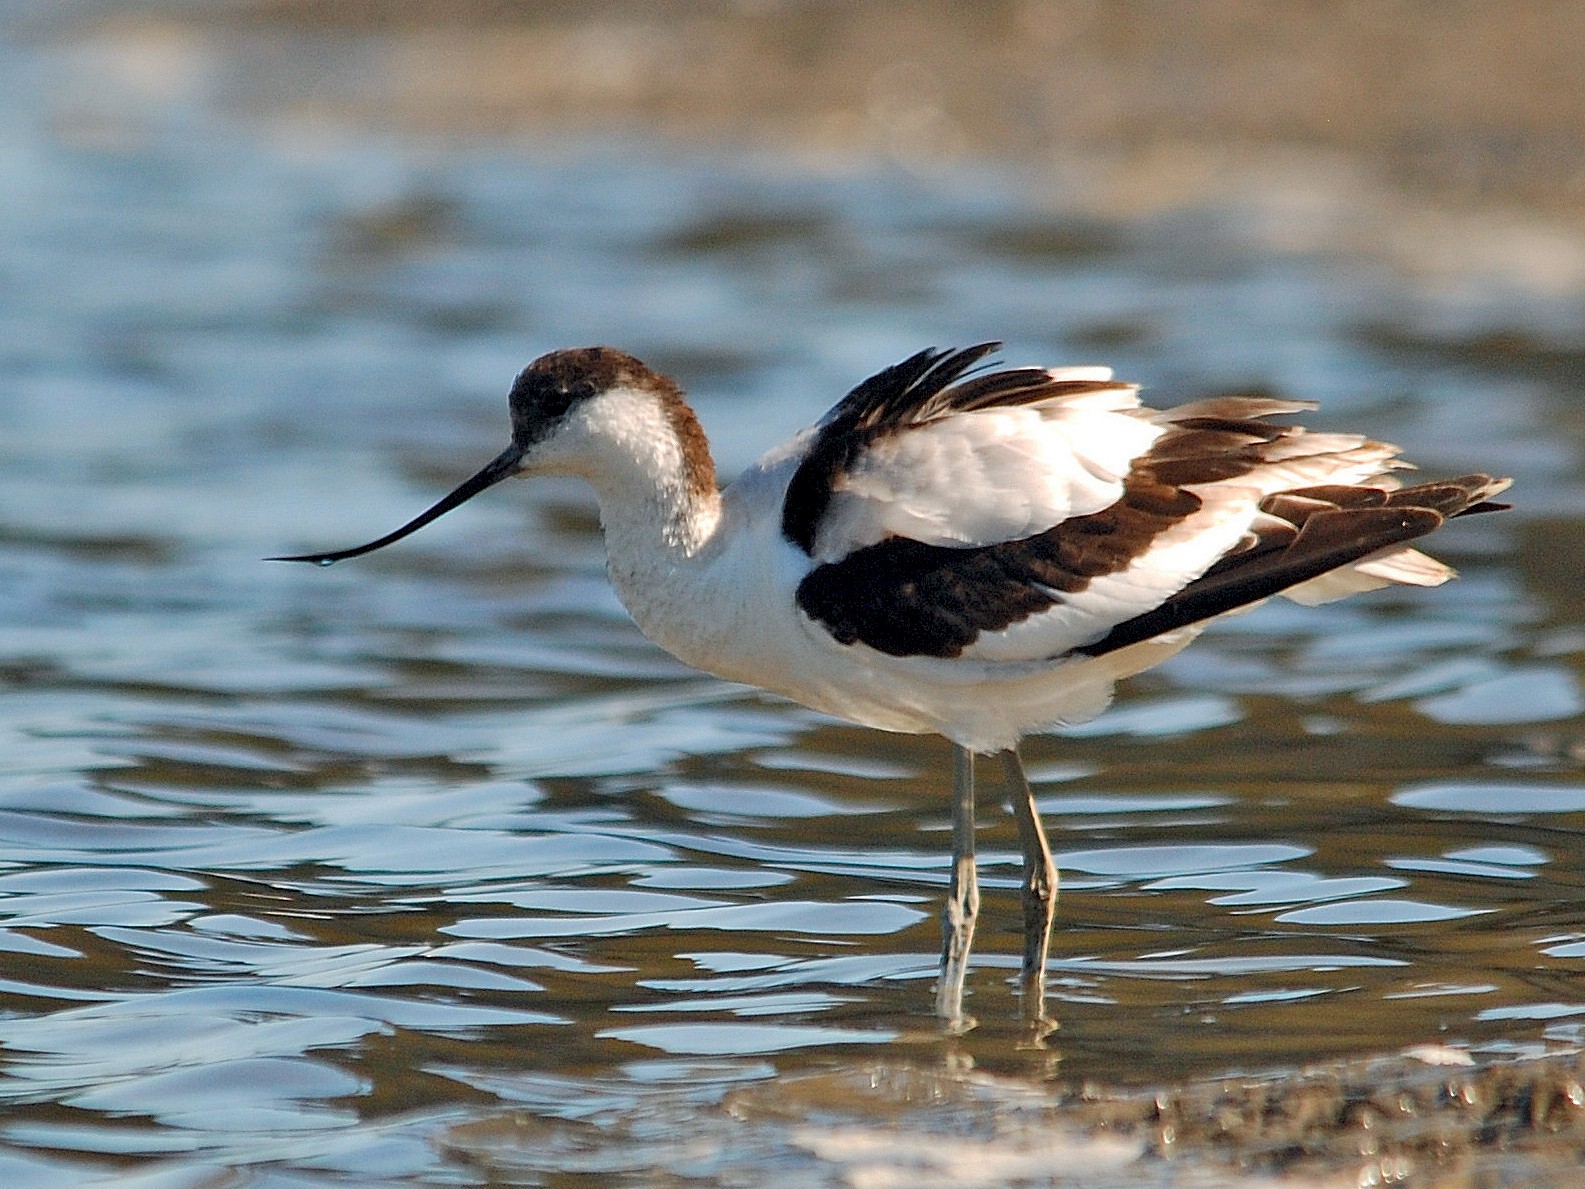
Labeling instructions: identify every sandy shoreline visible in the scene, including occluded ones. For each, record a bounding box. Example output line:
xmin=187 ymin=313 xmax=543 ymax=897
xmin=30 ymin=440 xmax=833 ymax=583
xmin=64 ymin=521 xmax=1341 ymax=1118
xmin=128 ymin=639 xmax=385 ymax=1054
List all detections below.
xmin=52 ymin=0 xmax=1585 ymax=222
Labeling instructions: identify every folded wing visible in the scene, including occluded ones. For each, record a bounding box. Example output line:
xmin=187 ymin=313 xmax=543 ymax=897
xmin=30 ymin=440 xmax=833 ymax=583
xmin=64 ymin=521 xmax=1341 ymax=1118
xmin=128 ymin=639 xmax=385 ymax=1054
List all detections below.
xmin=787 ymin=346 xmax=1510 ymax=663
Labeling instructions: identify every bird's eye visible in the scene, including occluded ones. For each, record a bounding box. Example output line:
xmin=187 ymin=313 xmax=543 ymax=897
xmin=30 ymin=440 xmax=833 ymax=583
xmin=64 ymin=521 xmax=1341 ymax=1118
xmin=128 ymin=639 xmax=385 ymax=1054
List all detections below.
xmin=540 ymin=386 xmax=577 ymax=418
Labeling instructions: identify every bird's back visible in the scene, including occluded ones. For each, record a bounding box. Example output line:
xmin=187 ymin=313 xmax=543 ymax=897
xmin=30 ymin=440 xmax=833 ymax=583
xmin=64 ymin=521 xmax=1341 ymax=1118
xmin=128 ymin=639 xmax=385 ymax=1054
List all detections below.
xmin=700 ymin=345 xmax=1511 ymax=749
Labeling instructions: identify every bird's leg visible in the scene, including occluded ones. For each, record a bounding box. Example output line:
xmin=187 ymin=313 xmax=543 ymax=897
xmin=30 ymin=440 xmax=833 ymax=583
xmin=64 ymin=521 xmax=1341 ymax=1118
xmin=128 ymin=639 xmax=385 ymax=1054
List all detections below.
xmin=1001 ymin=747 xmax=1057 ymax=1021
xmin=935 ymin=743 xmax=979 ymax=1027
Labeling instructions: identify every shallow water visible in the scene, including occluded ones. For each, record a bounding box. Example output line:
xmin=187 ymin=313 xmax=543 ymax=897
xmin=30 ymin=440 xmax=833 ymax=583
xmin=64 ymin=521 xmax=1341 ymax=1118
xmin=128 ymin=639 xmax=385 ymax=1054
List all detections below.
xmin=3 ymin=11 xmax=1585 ymax=1185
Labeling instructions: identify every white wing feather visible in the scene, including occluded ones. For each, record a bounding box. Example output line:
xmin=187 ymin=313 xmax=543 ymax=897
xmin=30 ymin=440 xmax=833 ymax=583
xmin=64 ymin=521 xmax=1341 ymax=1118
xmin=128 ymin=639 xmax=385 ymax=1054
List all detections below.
xmin=792 ymin=359 xmax=1421 ymax=668
xmin=811 ymin=379 xmax=1157 ymax=562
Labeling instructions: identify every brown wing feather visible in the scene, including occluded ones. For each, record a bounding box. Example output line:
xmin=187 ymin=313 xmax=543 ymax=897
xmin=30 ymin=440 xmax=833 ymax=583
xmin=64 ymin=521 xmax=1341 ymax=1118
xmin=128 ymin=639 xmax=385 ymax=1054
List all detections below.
xmin=795 ymin=409 xmax=1345 ymax=659
xmin=1075 ymin=474 xmax=1511 ymax=658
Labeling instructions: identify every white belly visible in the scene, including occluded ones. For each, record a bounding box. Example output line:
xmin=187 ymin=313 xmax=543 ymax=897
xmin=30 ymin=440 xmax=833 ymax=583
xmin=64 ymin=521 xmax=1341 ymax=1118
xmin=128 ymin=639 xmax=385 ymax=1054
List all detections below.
xmin=619 ymin=532 xmax=1202 ymax=753
xmin=601 ymin=455 xmax=1205 ymax=754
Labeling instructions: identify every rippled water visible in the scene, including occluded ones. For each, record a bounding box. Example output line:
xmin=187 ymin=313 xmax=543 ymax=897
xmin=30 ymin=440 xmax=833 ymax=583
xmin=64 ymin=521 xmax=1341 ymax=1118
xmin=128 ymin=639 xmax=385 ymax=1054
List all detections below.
xmin=2 ymin=13 xmax=1585 ymax=1185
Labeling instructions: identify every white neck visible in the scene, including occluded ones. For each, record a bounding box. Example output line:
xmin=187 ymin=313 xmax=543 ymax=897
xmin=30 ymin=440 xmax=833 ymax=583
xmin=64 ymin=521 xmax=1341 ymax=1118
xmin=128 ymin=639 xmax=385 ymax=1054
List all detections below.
xmin=593 ymin=451 xmax=722 ymax=580
xmin=541 ymin=387 xmax=727 ymax=659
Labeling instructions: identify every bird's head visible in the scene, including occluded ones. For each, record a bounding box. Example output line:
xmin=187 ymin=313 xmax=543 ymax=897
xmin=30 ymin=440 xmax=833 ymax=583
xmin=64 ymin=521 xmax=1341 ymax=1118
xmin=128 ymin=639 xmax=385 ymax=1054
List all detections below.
xmin=269 ymin=346 xmax=707 ymax=566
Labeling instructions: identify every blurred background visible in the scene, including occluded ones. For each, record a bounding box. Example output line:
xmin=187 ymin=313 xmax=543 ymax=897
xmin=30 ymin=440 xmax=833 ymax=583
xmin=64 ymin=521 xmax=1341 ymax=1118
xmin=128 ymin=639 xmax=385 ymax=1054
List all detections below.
xmin=3 ymin=2 xmax=1584 ymax=1185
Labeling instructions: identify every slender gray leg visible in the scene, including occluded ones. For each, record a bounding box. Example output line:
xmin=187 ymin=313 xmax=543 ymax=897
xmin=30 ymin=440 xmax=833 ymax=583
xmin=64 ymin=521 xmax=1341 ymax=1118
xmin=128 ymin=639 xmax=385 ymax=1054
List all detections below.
xmin=1001 ymin=747 xmax=1057 ymax=1019
xmin=934 ymin=743 xmax=979 ymax=1026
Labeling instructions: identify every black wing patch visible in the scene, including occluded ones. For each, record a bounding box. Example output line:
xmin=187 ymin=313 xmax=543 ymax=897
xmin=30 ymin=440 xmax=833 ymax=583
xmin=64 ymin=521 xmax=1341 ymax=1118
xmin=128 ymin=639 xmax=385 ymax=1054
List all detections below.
xmin=781 ymin=343 xmax=1123 ymax=554
xmin=1075 ymin=475 xmax=1511 ymax=658
xmin=789 ymin=350 xmax=1513 ymax=663
xmin=796 ymin=470 xmax=1201 ymax=657
xmin=794 ymin=408 xmax=1299 ymax=658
